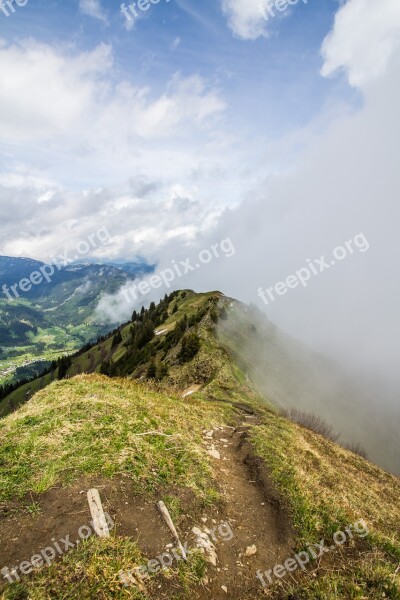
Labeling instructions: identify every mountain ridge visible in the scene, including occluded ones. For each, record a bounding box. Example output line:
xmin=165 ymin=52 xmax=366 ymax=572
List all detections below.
xmin=2 ymin=288 xmax=398 ymax=475
xmin=0 ymin=289 xmax=398 ymax=599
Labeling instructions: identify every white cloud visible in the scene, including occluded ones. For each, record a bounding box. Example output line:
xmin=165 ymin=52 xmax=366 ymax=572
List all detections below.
xmin=0 ymin=41 xmax=226 ymax=148
xmin=221 ymin=0 xmax=268 ymax=40
xmin=321 ymin=0 xmax=400 ymax=88
xmin=180 ymin=0 xmax=400 ymax=390
xmin=0 ymin=39 xmax=248 ymax=259
xmin=79 ymin=0 xmax=108 ymax=24
xmin=0 ymin=170 xmax=227 ymax=267
xmin=0 ymin=41 xmax=112 ymax=143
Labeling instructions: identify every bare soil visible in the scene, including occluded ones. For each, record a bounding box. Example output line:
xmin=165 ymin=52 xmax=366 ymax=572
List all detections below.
xmin=0 ymin=411 xmax=295 ymax=599
xmin=193 ymin=418 xmax=294 ymax=599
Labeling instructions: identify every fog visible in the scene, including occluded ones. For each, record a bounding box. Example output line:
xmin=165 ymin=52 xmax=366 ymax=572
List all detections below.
xmin=215 ymin=302 xmax=400 ymax=474
xmin=99 ymin=53 xmax=400 ymax=394
xmin=95 ymin=1 xmax=400 ymax=472
xmin=180 ymin=55 xmax=400 ymax=393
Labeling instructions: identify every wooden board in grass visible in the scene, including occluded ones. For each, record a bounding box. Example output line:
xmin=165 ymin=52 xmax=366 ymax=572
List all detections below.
xmin=87 ymin=489 xmax=111 ymax=538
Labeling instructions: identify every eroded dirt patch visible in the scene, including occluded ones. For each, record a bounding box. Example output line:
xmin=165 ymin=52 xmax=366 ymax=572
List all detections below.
xmin=0 ymin=479 xmax=201 ymax=573
xmin=0 ymin=416 xmax=295 ymax=599
xmin=196 ymin=422 xmax=294 ymax=600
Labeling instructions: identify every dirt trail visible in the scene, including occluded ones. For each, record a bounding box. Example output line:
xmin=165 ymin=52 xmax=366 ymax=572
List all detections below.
xmin=0 ymin=411 xmax=294 ymax=599
xmin=195 ymin=414 xmax=293 ymax=599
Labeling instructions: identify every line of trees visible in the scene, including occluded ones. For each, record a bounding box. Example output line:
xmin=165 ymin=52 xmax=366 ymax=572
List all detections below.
xmin=100 ymin=291 xmax=206 ymax=378
xmin=1 ymin=290 xmax=217 ymax=405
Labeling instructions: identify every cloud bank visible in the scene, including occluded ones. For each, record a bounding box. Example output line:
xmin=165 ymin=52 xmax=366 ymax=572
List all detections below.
xmin=170 ymin=0 xmax=400 ymax=391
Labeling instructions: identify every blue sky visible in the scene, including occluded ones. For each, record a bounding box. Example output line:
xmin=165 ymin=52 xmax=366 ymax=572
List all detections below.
xmin=0 ymin=0 xmax=359 ymax=249
xmin=1 ymin=0 xmax=348 ymax=141
xmin=1 ymin=0 xmax=400 ymax=376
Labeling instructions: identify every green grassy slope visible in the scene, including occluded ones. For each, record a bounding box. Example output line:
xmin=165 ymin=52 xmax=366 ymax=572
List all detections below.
xmin=0 ymin=290 xmax=220 ymax=416
xmin=0 ymin=291 xmax=399 ymax=599
xmin=0 ymin=375 xmax=232 ymax=504
xmin=251 ymin=414 xmax=400 ymax=598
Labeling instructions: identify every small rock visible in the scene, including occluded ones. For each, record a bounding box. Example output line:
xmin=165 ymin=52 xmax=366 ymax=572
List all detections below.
xmin=208 ymin=446 xmax=221 ymax=460
xmin=192 ymin=527 xmax=218 ymax=566
xmin=221 ymin=586 xmax=228 ymax=593
xmin=245 ymin=545 xmax=257 ymax=557
xmin=220 ymin=438 xmax=229 ymax=443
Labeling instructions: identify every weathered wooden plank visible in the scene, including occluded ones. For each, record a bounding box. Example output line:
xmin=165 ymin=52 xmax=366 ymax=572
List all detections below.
xmin=87 ymin=488 xmax=110 ymax=538
xmin=157 ymin=500 xmax=187 ymax=560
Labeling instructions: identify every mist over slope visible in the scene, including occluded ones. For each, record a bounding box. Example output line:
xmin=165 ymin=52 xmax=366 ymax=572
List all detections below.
xmin=0 ymin=290 xmax=398 ymax=599
xmin=2 ymin=288 xmax=397 ymax=476
xmin=217 ymin=300 xmax=400 ymax=475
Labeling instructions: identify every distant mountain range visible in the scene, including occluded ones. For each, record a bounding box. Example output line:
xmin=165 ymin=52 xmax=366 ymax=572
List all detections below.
xmin=0 ymin=255 xmax=153 ymax=300
xmin=0 ymin=255 xmax=153 ymax=385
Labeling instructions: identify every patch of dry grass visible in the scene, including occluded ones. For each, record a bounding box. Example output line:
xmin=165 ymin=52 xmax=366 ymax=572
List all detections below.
xmin=0 ymin=374 xmax=233 ymax=504
xmin=251 ymin=411 xmax=400 ymax=598
xmin=253 ymin=411 xmax=399 ymax=547
xmin=0 ymin=535 xmax=208 ymax=600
